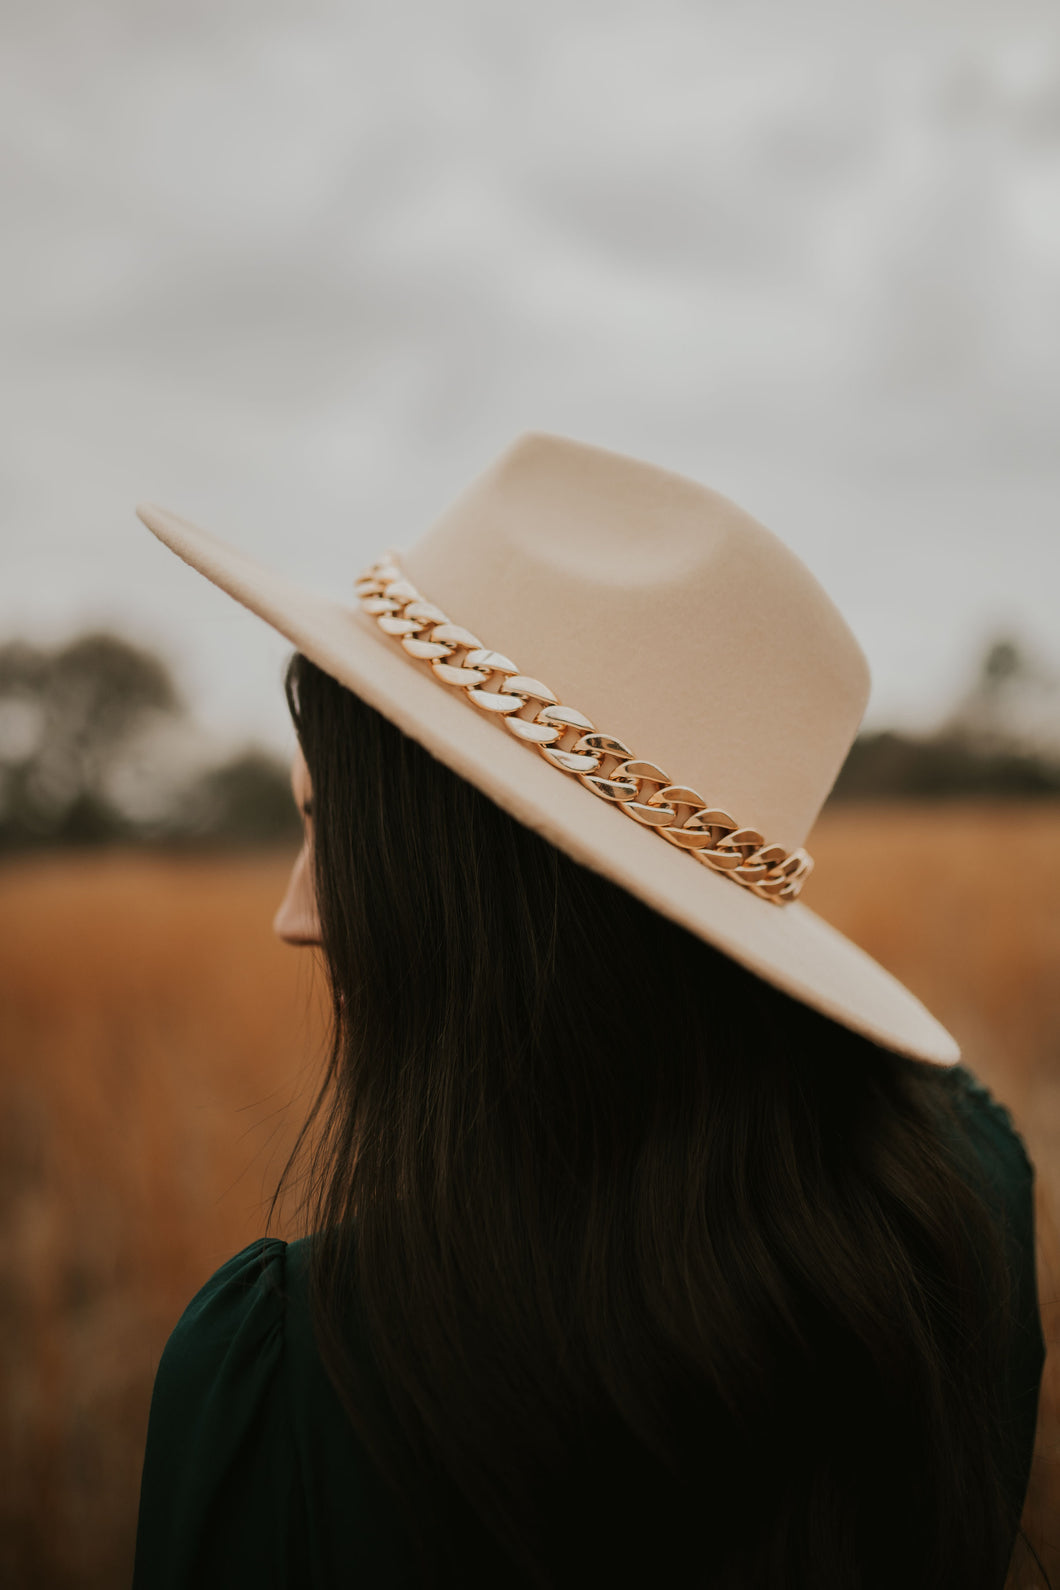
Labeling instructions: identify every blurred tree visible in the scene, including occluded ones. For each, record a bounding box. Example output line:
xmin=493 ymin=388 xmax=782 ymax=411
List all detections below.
xmin=0 ymin=632 xmax=299 ymax=851
xmin=0 ymin=634 xmax=182 ymax=849
xmin=829 ymin=633 xmax=1060 ymax=804
xmin=829 ymin=729 xmax=1060 ymax=802
xmin=945 ymin=633 xmax=1060 ymax=755
xmin=176 ymin=748 xmax=300 ymax=847
xmin=980 ymin=638 xmax=1025 ymax=691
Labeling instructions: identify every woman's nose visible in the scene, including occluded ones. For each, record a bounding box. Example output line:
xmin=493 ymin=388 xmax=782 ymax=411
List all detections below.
xmin=272 ymin=843 xmax=322 ymax=945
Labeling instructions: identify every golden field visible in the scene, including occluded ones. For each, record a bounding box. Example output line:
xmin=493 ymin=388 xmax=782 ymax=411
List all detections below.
xmin=0 ymin=803 xmax=1057 ymax=1588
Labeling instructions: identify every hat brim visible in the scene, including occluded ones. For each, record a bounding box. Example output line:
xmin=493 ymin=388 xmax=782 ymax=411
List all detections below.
xmin=136 ymin=502 xmax=960 ymax=1067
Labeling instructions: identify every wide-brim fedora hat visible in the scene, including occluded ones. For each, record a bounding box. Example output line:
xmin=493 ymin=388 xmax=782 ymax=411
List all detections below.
xmin=137 ymin=432 xmax=959 ymax=1066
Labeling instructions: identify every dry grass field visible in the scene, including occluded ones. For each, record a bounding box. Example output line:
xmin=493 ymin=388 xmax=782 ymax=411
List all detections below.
xmin=0 ymin=803 xmax=1057 ymax=1588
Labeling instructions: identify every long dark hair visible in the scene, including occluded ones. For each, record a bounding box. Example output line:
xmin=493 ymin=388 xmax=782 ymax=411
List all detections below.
xmin=281 ymin=650 xmax=1038 ymax=1589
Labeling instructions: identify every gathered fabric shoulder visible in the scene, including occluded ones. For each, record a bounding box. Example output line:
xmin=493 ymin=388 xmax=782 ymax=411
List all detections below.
xmin=133 ymin=1239 xmax=308 ymax=1590
xmin=132 ymin=1236 xmax=419 ymax=1590
xmin=932 ymin=1062 xmax=1046 ymax=1510
xmin=944 ymin=1062 xmax=1036 ymax=1184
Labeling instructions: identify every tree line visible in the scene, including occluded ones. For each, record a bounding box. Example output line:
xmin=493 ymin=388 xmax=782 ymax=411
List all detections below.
xmin=0 ymin=633 xmax=300 ymax=852
xmin=0 ymin=631 xmax=1056 ymax=853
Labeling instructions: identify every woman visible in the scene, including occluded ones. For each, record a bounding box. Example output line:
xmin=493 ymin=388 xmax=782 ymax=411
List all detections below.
xmin=132 ymin=435 xmax=1046 ymax=1588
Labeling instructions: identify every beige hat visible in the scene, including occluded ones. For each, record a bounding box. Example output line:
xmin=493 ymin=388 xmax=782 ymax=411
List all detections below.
xmin=137 ymin=432 xmax=959 ymax=1066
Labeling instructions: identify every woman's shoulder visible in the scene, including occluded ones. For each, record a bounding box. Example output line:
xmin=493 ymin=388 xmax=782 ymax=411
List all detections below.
xmin=135 ymin=1236 xmax=417 ymax=1589
xmin=934 ymin=1062 xmax=1037 ymax=1200
xmin=940 ymin=1064 xmax=1046 ymax=1496
xmin=144 ymin=1235 xmax=332 ymax=1444
xmin=134 ymin=1239 xmax=303 ymax=1586
xmin=161 ymin=1236 xmax=289 ymax=1353
xmin=152 ymin=1234 xmax=324 ymax=1376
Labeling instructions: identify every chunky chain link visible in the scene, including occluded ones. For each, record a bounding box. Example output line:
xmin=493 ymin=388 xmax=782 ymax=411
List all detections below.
xmin=354 ymin=553 xmax=814 ymax=904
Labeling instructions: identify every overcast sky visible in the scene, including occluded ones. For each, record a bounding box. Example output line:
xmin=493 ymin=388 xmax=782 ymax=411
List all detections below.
xmin=2 ymin=0 xmax=1058 ymax=757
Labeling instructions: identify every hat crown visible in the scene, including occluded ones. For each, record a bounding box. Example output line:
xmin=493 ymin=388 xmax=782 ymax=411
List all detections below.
xmin=402 ymin=433 xmax=869 ymax=850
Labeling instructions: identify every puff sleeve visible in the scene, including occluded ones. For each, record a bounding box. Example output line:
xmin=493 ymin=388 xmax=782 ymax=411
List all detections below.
xmin=132 ymin=1238 xmax=311 ymax=1590
xmin=946 ymin=1066 xmax=1047 ymax=1514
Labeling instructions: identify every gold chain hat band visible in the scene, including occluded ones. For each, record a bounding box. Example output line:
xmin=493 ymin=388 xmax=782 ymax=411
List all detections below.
xmin=354 ymin=554 xmax=814 ymax=904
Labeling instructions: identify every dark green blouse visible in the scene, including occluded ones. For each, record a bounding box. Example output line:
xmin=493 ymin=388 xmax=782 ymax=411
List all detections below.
xmin=133 ymin=1065 xmax=1045 ymax=1589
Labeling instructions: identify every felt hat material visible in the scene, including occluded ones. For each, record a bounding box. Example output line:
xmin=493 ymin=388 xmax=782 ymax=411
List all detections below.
xmin=137 ymin=433 xmax=959 ymax=1066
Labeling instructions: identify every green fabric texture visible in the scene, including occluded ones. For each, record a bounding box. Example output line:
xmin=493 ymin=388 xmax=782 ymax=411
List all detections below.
xmin=132 ymin=1064 xmax=1045 ymax=1589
